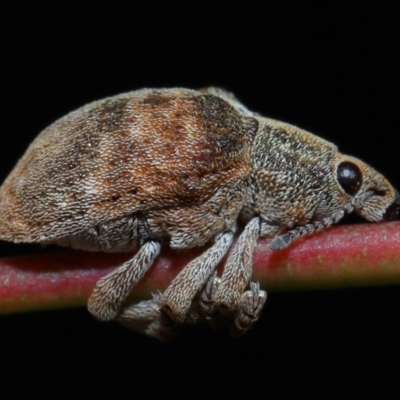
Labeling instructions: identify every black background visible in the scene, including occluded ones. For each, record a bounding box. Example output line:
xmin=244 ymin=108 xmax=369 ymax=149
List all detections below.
xmin=1 ymin=2 xmax=400 ymax=399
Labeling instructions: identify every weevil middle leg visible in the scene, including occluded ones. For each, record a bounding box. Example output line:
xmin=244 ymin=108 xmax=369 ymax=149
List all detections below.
xmin=157 ymin=230 xmax=234 ymax=322
xmin=210 ymin=218 xmax=278 ymax=334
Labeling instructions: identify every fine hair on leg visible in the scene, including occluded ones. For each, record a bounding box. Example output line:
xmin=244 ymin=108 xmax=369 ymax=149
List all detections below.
xmin=88 ymin=240 xmax=161 ymax=321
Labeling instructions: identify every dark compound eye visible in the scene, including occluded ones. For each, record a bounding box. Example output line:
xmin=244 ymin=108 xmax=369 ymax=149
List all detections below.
xmin=337 ymin=161 xmax=363 ymax=196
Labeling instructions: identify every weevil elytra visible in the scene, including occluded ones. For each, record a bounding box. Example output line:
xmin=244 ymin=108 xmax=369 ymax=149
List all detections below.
xmin=0 ymin=87 xmax=399 ymax=340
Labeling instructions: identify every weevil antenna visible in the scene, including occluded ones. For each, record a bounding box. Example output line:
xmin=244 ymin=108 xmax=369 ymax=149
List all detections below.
xmin=269 ymin=204 xmax=354 ymax=251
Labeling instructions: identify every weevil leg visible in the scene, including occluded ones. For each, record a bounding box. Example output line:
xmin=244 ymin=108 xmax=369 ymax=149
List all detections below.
xmin=212 ymin=218 xmax=276 ymax=334
xmin=88 ymin=240 xmax=161 ymax=321
xmin=199 ymin=271 xmax=222 ymax=319
xmin=118 ymin=294 xmax=207 ymax=341
xmin=230 ymin=281 xmax=267 ymax=337
xmin=117 ymin=298 xmax=175 ymax=341
xmin=197 ymin=272 xmax=232 ymax=331
xmin=158 ymin=231 xmax=234 ymax=323
xmin=213 ymin=217 xmax=261 ymax=313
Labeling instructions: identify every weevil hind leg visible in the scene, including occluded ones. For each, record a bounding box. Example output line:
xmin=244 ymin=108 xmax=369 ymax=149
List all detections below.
xmin=117 ymin=298 xmax=177 ymax=341
xmin=157 ymin=231 xmax=234 ymax=324
xmin=88 ymin=240 xmax=161 ymax=321
xmin=116 ymin=231 xmax=235 ymax=339
xmin=117 ymin=293 xmax=209 ymax=341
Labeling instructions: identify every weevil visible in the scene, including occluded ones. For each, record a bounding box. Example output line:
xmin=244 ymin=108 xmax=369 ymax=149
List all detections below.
xmin=0 ymin=87 xmax=399 ymax=340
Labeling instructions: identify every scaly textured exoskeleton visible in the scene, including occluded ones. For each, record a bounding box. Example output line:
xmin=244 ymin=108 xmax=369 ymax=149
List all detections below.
xmin=0 ymin=88 xmax=399 ymax=340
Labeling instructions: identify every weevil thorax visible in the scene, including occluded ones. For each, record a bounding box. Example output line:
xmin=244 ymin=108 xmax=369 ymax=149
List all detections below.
xmin=243 ymin=117 xmax=400 ymax=237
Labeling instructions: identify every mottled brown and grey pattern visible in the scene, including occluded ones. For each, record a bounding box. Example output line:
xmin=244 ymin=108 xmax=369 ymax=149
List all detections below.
xmin=0 ymin=87 xmax=399 ymax=340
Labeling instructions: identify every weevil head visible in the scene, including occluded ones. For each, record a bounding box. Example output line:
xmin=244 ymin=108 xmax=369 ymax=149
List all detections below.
xmin=334 ymin=154 xmax=400 ymax=222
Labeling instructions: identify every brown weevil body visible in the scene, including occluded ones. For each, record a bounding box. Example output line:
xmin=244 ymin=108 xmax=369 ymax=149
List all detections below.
xmin=0 ymin=87 xmax=399 ymax=340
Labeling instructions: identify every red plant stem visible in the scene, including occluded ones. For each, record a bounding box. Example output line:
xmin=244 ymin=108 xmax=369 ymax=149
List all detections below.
xmin=1 ymin=221 xmax=400 ymax=315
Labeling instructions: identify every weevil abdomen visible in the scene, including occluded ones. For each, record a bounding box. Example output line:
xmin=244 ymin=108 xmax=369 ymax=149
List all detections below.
xmin=0 ymin=89 xmax=257 ymax=245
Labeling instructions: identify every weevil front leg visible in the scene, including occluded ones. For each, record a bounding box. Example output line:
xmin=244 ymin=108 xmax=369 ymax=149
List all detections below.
xmin=212 ymin=217 xmax=278 ymax=335
xmin=88 ymin=240 xmax=161 ymax=321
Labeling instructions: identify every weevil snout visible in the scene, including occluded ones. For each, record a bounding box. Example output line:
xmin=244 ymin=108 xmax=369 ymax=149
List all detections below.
xmin=382 ymin=190 xmax=400 ymax=221
xmin=353 ymin=185 xmax=400 ymax=222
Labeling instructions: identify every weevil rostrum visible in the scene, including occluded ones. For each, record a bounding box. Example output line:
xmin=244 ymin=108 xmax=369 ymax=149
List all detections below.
xmin=0 ymin=87 xmax=399 ymax=340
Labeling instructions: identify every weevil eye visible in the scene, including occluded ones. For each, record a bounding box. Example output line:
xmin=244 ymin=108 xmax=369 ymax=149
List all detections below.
xmin=337 ymin=161 xmax=363 ymax=196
